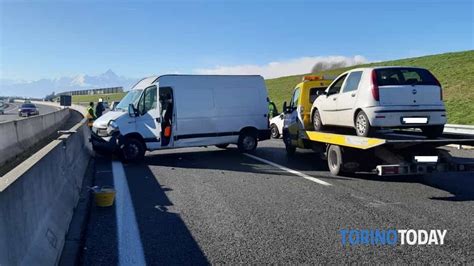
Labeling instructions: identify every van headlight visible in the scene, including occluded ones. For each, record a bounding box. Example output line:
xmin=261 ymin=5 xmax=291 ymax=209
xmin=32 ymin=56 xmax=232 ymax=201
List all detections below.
xmin=97 ymin=128 xmax=109 ymax=137
xmin=107 ymin=120 xmax=119 ymax=135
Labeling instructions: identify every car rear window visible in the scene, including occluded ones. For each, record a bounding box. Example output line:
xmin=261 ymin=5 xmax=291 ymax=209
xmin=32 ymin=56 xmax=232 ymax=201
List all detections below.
xmin=375 ymin=68 xmax=439 ymax=86
xmin=309 ymin=87 xmax=327 ymax=103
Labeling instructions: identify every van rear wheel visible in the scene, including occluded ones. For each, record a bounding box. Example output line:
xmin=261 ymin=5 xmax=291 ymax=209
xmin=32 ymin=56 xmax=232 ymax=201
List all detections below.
xmin=238 ymin=132 xmax=257 ymax=152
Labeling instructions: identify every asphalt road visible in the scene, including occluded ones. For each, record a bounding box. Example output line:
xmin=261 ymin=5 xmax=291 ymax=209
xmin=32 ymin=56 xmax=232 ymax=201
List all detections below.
xmin=81 ymin=139 xmax=474 ymax=264
xmin=0 ymin=102 xmax=59 ymax=123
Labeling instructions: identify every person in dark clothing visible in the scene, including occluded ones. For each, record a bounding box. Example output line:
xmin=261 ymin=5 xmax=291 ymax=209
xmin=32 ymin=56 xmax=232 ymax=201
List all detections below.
xmin=161 ymin=93 xmax=173 ymax=146
xmin=95 ymin=98 xmax=105 ymax=118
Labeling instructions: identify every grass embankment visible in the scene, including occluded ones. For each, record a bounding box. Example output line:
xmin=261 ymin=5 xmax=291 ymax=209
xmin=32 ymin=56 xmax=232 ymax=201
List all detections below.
xmin=265 ymin=50 xmax=474 ymax=125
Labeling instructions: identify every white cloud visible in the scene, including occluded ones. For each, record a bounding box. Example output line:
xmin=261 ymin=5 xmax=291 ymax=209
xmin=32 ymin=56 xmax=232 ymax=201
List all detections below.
xmin=194 ymin=55 xmax=368 ymax=79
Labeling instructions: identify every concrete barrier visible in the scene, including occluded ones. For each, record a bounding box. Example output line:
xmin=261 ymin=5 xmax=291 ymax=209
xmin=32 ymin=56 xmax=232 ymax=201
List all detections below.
xmin=0 ymin=110 xmax=91 ymax=265
xmin=0 ymin=107 xmax=70 ymax=167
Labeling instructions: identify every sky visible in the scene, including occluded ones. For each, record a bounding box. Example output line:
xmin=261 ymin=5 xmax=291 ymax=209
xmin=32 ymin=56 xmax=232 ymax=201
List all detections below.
xmin=0 ymin=0 xmax=473 ymax=82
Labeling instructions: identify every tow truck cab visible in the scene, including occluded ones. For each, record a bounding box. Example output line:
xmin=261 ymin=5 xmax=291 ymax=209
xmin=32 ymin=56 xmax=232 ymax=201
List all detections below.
xmin=283 ymin=75 xmax=334 ymax=129
xmin=282 ymin=75 xmax=334 ymax=145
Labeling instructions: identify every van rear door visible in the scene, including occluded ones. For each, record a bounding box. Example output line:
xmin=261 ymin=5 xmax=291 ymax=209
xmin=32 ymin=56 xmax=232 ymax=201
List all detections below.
xmin=375 ymin=68 xmax=442 ymax=106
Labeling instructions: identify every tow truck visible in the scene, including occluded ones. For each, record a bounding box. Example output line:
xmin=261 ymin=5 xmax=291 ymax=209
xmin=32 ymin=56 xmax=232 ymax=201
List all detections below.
xmin=281 ymin=76 xmax=474 ymax=176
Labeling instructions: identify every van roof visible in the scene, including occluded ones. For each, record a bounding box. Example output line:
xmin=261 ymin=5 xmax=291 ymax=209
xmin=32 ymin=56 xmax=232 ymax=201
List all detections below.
xmin=130 ymin=74 xmax=264 ymax=90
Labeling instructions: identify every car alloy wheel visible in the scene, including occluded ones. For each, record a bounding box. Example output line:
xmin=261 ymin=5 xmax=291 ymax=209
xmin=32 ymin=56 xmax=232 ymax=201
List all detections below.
xmin=270 ymin=124 xmax=279 ymax=138
xmin=356 ymin=114 xmax=367 ymax=135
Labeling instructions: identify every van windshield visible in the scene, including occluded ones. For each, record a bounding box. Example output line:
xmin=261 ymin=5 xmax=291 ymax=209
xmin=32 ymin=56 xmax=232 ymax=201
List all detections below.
xmin=115 ymin=90 xmax=143 ymax=111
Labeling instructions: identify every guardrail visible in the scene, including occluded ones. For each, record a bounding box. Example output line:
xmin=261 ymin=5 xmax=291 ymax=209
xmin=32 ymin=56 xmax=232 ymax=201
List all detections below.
xmin=444 ymin=124 xmax=474 ymax=136
xmin=0 ymin=108 xmax=71 ymax=166
xmin=0 ymin=103 xmax=91 ymax=266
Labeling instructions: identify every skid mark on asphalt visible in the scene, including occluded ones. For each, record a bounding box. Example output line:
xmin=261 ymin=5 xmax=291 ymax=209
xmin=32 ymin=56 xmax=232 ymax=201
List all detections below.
xmin=112 ymin=161 xmax=146 ymax=266
xmin=243 ymin=153 xmax=332 ymax=186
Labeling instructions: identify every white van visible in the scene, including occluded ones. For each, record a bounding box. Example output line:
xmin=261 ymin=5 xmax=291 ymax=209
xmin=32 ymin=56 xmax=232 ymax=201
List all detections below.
xmin=91 ymin=75 xmax=271 ymax=161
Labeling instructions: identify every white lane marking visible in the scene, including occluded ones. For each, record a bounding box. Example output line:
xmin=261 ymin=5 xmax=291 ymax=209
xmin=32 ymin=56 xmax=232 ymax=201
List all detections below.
xmin=112 ymin=161 xmax=146 ymax=266
xmin=4 ymin=103 xmax=18 ymax=112
xmin=243 ymin=153 xmax=332 ymax=186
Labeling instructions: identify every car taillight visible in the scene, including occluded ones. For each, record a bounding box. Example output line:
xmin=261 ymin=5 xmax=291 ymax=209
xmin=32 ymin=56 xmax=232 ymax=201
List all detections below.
xmin=371 ymin=70 xmax=379 ymax=101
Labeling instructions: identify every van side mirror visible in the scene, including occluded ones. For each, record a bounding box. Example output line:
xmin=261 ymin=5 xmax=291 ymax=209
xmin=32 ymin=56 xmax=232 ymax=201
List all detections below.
xmin=282 ymin=101 xmax=288 ymax=114
xmin=128 ymin=104 xmax=138 ymax=117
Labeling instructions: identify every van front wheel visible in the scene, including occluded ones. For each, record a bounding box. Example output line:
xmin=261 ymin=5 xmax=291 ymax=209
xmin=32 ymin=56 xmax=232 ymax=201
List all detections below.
xmin=238 ymin=133 xmax=257 ymax=152
xmin=121 ymin=137 xmax=145 ymax=162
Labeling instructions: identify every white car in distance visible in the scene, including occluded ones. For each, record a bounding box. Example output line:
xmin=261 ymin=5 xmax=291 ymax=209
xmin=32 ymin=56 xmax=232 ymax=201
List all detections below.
xmin=270 ymin=112 xmax=284 ymax=138
xmin=310 ymin=67 xmax=446 ymax=138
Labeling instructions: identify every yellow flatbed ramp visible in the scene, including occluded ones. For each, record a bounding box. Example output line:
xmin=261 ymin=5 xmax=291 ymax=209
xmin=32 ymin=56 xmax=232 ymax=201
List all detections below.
xmin=305 ymin=131 xmax=386 ymax=149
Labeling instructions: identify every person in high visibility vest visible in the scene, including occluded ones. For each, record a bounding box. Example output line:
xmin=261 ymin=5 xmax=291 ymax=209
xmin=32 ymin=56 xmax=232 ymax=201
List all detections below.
xmin=86 ymin=102 xmax=96 ymax=128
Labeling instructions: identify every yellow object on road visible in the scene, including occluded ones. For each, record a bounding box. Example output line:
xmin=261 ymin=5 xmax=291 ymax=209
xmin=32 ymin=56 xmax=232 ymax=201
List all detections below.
xmin=93 ymin=187 xmax=116 ymax=207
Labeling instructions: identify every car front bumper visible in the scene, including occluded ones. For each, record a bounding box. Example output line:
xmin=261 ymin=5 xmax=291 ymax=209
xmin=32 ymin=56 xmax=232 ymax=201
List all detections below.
xmin=90 ymin=131 xmax=120 ymax=153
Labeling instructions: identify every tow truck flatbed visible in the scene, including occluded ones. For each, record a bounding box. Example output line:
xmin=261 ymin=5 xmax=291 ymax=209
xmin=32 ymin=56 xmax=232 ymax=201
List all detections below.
xmin=304 ymin=130 xmax=474 ymax=150
xmin=288 ymin=129 xmax=474 ymax=176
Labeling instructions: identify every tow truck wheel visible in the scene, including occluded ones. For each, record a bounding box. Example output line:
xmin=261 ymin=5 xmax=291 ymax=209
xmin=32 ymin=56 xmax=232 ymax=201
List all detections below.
xmin=270 ymin=124 xmax=280 ymax=138
xmin=121 ymin=137 xmax=145 ymax=162
xmin=312 ymin=109 xmax=324 ymax=131
xmin=421 ymin=125 xmax=444 ymax=139
xmin=284 ymin=133 xmax=296 ymax=156
xmin=327 ymin=145 xmax=343 ymax=176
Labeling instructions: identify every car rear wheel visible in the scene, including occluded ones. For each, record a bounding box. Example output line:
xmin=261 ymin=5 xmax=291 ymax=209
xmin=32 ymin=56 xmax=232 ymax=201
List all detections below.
xmin=421 ymin=125 xmax=444 ymax=139
xmin=312 ymin=109 xmax=324 ymax=131
xmin=355 ymin=111 xmax=374 ymax=137
xmin=270 ymin=124 xmax=280 ymax=138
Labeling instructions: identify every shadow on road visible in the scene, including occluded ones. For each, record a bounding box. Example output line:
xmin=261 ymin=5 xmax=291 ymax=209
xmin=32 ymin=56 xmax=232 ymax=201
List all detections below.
xmin=145 ymin=145 xmax=474 ymax=201
xmin=123 ymin=163 xmax=209 ymax=265
xmin=145 ymin=147 xmax=352 ymax=181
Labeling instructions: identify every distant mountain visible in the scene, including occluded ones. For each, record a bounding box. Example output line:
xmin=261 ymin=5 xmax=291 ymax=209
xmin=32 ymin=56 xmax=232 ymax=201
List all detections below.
xmin=0 ymin=70 xmax=138 ymax=98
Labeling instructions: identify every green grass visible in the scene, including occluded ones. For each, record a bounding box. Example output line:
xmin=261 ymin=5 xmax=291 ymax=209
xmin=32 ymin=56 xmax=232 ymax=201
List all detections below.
xmin=72 ymin=92 xmax=127 ymax=104
xmin=266 ymin=50 xmax=474 ymax=125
